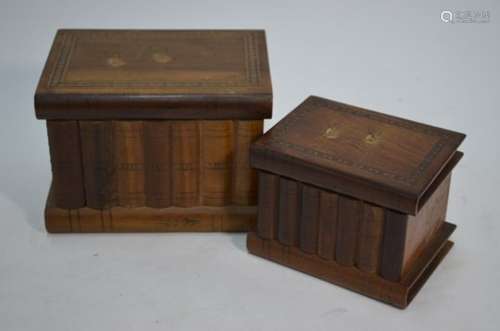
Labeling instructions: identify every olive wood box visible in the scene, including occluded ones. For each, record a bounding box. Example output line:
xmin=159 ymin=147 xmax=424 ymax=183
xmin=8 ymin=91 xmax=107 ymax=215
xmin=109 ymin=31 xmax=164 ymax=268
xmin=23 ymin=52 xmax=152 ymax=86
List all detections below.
xmin=35 ymin=29 xmax=272 ymax=232
xmin=248 ymin=96 xmax=465 ymax=308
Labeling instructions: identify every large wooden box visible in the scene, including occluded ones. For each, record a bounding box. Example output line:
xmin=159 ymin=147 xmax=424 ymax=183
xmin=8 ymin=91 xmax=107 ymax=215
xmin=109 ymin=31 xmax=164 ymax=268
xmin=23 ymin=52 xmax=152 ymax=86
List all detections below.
xmin=248 ymin=96 xmax=465 ymax=308
xmin=35 ymin=29 xmax=272 ymax=232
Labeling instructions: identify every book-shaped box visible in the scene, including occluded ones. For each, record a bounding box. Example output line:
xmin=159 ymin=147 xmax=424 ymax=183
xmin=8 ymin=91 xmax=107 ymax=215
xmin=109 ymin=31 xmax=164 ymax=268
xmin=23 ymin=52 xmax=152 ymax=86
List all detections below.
xmin=248 ymin=96 xmax=465 ymax=308
xmin=35 ymin=29 xmax=272 ymax=232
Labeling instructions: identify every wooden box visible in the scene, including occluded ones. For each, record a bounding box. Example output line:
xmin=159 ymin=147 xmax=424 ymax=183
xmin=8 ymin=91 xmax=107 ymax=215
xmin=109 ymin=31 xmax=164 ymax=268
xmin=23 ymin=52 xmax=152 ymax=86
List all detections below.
xmin=35 ymin=29 xmax=272 ymax=233
xmin=248 ymin=96 xmax=465 ymax=308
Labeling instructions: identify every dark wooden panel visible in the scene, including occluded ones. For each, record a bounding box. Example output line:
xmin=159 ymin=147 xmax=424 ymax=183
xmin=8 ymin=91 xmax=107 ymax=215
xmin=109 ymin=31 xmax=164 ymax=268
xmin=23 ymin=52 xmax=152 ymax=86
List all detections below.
xmin=299 ymin=185 xmax=320 ymax=254
xmin=256 ymin=172 xmax=279 ymax=239
xmin=317 ymin=191 xmax=339 ymax=260
xmin=402 ymin=175 xmax=451 ymax=275
xmin=113 ymin=121 xmax=146 ymax=207
xmin=144 ymin=121 xmax=172 ymax=208
xmin=232 ymin=120 xmax=263 ymax=205
xmin=335 ymin=196 xmax=361 ymax=266
xmin=356 ymin=203 xmax=384 ymax=273
xmin=171 ymin=121 xmax=199 ymax=207
xmin=200 ymin=121 xmax=233 ymax=206
xmin=278 ymin=178 xmax=301 ymax=246
xmin=380 ymin=210 xmax=409 ymax=281
xmin=79 ymin=121 xmax=116 ymax=209
xmin=46 ymin=120 xmax=85 ymax=208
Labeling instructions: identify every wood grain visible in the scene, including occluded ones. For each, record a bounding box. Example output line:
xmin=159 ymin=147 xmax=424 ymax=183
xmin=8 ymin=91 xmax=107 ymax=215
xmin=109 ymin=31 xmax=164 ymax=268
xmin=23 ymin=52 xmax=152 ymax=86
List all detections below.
xmin=380 ymin=210 xmax=408 ymax=282
xmin=256 ymin=172 xmax=279 ymax=239
xmin=35 ymin=30 xmax=272 ymax=120
xmin=402 ymin=174 xmax=452 ymax=275
xmin=171 ymin=121 xmax=200 ymax=207
xmin=356 ymin=204 xmax=384 ymax=273
xmin=299 ymin=185 xmax=320 ymax=254
xmin=317 ymin=191 xmax=339 ymax=260
xmin=247 ymin=222 xmax=456 ymax=309
xmin=251 ymin=96 xmax=465 ymax=215
xmin=46 ymin=120 xmax=85 ymax=208
xmin=45 ymin=184 xmax=255 ymax=233
xmin=80 ymin=121 xmax=116 ymax=208
xmin=113 ymin=121 xmax=146 ymax=207
xmin=144 ymin=121 xmax=171 ymax=208
xmin=232 ymin=120 xmax=263 ymax=205
xmin=278 ymin=178 xmax=301 ymax=246
xmin=201 ymin=121 xmax=233 ymax=206
xmin=37 ymin=30 xmax=270 ymax=233
xmin=335 ymin=196 xmax=361 ymax=266
xmin=248 ymin=96 xmax=465 ymax=307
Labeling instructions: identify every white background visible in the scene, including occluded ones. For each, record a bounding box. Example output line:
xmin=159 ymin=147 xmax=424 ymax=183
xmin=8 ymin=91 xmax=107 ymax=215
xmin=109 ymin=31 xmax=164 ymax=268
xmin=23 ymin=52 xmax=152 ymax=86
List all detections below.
xmin=0 ymin=0 xmax=498 ymax=330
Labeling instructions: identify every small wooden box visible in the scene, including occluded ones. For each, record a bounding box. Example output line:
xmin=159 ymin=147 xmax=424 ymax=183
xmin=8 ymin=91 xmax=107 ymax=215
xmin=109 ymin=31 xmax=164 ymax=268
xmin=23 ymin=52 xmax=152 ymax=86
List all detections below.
xmin=248 ymin=96 xmax=465 ymax=308
xmin=35 ymin=29 xmax=272 ymax=232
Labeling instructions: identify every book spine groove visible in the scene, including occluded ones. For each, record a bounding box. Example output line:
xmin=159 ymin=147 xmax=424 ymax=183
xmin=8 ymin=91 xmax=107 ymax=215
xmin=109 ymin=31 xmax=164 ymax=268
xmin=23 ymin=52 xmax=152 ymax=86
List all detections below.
xmin=232 ymin=120 xmax=263 ymax=205
xmin=46 ymin=120 xmax=85 ymax=208
xmin=171 ymin=121 xmax=200 ymax=207
xmin=335 ymin=196 xmax=361 ymax=266
xmin=380 ymin=210 xmax=409 ymax=281
xmin=144 ymin=121 xmax=171 ymax=208
xmin=79 ymin=121 xmax=116 ymax=209
xmin=299 ymin=185 xmax=320 ymax=254
xmin=356 ymin=203 xmax=385 ymax=273
xmin=317 ymin=191 xmax=339 ymax=260
xmin=113 ymin=121 xmax=146 ymax=207
xmin=256 ymin=172 xmax=279 ymax=239
xmin=200 ymin=121 xmax=233 ymax=206
xmin=277 ymin=178 xmax=301 ymax=246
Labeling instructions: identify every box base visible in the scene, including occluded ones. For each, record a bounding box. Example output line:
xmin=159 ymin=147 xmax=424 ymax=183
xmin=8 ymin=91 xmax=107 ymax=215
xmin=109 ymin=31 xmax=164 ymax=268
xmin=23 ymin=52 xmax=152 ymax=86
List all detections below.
xmin=247 ymin=222 xmax=456 ymax=308
xmin=45 ymin=187 xmax=256 ymax=233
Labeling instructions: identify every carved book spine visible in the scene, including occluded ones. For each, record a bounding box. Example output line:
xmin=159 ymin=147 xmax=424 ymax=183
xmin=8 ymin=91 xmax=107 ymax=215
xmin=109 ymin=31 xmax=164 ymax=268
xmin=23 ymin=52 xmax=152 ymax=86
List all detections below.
xmin=256 ymin=172 xmax=279 ymax=239
xmin=113 ymin=121 xmax=146 ymax=207
xmin=144 ymin=121 xmax=171 ymax=208
xmin=232 ymin=120 xmax=263 ymax=205
xmin=200 ymin=121 xmax=233 ymax=206
xmin=46 ymin=120 xmax=85 ymax=208
xmin=356 ymin=204 xmax=384 ymax=273
xmin=335 ymin=196 xmax=361 ymax=266
xmin=171 ymin=122 xmax=200 ymax=207
xmin=317 ymin=191 xmax=339 ymax=260
xmin=79 ymin=121 xmax=116 ymax=209
xmin=380 ymin=210 xmax=408 ymax=281
xmin=278 ymin=178 xmax=300 ymax=246
xmin=299 ymin=185 xmax=320 ymax=254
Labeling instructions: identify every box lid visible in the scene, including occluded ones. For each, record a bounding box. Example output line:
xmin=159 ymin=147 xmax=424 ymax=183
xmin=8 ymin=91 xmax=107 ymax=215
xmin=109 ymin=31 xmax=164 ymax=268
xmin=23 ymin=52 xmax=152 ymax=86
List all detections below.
xmin=250 ymin=96 xmax=465 ymax=215
xmin=35 ymin=29 xmax=272 ymax=120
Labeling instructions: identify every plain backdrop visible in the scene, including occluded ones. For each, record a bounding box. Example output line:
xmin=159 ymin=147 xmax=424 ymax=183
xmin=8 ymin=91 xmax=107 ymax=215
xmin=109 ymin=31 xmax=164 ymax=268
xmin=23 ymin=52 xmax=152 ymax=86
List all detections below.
xmin=0 ymin=1 xmax=499 ymax=330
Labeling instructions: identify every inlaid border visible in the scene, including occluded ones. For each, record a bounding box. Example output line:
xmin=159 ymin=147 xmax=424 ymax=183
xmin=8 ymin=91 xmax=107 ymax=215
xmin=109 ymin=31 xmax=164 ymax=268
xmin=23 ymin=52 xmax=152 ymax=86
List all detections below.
xmin=47 ymin=31 xmax=262 ymax=89
xmin=265 ymin=97 xmax=455 ymax=186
